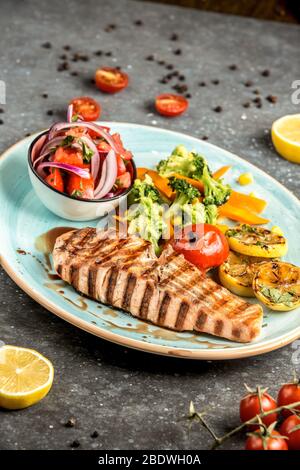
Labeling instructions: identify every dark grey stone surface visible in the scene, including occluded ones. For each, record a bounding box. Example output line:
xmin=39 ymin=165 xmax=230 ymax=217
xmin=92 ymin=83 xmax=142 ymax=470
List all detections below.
xmin=0 ymin=0 xmax=300 ymax=451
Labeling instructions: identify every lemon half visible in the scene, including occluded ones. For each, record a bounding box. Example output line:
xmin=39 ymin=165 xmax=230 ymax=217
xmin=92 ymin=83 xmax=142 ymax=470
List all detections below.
xmin=272 ymin=114 xmax=300 ymax=164
xmin=0 ymin=345 xmax=54 ymax=409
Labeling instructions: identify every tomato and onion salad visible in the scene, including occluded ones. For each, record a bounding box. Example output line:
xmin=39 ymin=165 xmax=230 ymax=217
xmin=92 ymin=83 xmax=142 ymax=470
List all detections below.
xmin=31 ymin=104 xmax=134 ymax=200
xmin=171 ymin=224 xmax=229 ymax=271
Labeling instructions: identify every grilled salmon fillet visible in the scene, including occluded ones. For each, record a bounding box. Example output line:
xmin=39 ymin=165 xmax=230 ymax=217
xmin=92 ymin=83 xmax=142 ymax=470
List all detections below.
xmin=53 ymin=228 xmax=263 ymax=343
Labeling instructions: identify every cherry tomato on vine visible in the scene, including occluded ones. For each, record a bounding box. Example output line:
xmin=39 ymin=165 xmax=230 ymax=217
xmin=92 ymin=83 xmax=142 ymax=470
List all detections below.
xmin=280 ymin=415 xmax=300 ymax=450
xmin=95 ymin=67 xmax=129 ymax=93
xmin=278 ymin=381 xmax=300 ymax=418
xmin=240 ymin=388 xmax=278 ymax=428
xmin=155 ymin=93 xmax=188 ymax=117
xmin=245 ymin=429 xmax=288 ymax=451
xmin=70 ymin=96 xmax=101 ymax=121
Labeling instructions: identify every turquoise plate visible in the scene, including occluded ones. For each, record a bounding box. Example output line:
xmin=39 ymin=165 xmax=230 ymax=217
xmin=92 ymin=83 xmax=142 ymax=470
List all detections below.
xmin=1 ymin=123 xmax=300 ymax=359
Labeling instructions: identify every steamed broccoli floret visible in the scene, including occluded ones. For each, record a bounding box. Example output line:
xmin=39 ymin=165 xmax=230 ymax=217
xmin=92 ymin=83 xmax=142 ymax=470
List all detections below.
xmin=201 ymin=165 xmax=231 ymax=206
xmin=126 ymin=175 xmax=166 ymax=254
xmin=168 ymin=177 xmax=200 ymax=205
xmin=204 ymin=204 xmax=218 ymax=225
xmin=128 ymin=174 xmax=162 ymax=205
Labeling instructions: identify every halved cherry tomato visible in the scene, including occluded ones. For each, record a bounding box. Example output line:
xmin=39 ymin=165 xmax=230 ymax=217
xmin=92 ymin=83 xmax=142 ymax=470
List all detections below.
xmin=116 ymin=171 xmax=131 ymax=189
xmin=95 ymin=67 xmax=129 ymax=94
xmin=45 ymin=168 xmax=64 ymax=192
xmin=280 ymin=415 xmax=300 ymax=450
xmin=278 ymin=381 xmax=300 ymax=418
xmin=116 ymin=154 xmax=126 ymax=176
xmin=155 ymin=94 xmax=188 ymax=117
xmin=67 ymin=173 xmax=94 ymax=199
xmin=240 ymin=389 xmax=278 ymax=428
xmin=70 ymin=96 xmax=101 ymax=121
xmin=171 ymin=224 xmax=229 ymax=270
xmin=245 ymin=429 xmax=288 ymax=451
xmin=54 ymin=146 xmax=83 ymax=167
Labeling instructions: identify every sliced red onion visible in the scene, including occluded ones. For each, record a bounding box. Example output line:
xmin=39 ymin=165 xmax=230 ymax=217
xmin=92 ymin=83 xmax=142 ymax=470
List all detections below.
xmin=31 ymin=135 xmax=47 ymax=162
xmin=94 ymin=149 xmax=117 ymax=199
xmin=94 ymin=159 xmax=107 ymax=196
xmin=33 ymin=136 xmax=66 ymax=167
xmin=67 ymin=104 xmax=73 ymax=123
xmin=80 ymin=135 xmax=100 ymax=180
xmin=37 ymin=162 xmax=90 ymax=179
xmin=48 ymin=122 xmax=118 ymax=154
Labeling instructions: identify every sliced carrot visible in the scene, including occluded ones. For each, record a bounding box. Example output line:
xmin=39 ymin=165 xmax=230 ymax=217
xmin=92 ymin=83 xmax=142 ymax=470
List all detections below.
xmin=213 ymin=165 xmax=231 ymax=180
xmin=136 ymin=168 xmax=174 ymax=199
xmin=219 ymin=204 xmax=269 ymax=225
xmin=228 ymin=191 xmax=267 ymax=214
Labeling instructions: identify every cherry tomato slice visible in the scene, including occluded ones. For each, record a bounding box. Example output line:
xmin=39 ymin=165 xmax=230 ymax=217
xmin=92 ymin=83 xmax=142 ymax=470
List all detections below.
xmin=70 ymin=96 xmax=101 ymax=121
xmin=45 ymin=168 xmax=64 ymax=192
xmin=54 ymin=146 xmax=84 ymax=167
xmin=67 ymin=173 xmax=94 ymax=199
xmin=112 ymin=133 xmax=133 ymax=160
xmin=116 ymin=171 xmax=131 ymax=189
xmin=155 ymin=94 xmax=188 ymax=117
xmin=95 ymin=67 xmax=129 ymax=94
xmin=171 ymin=224 xmax=229 ymax=270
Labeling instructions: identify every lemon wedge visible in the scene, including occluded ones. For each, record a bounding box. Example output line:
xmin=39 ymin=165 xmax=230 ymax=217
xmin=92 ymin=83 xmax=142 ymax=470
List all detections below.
xmin=0 ymin=345 xmax=54 ymax=409
xmin=271 ymin=114 xmax=300 ymax=164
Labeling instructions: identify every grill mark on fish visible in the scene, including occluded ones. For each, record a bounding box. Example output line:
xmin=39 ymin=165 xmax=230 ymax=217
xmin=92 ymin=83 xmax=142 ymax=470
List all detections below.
xmin=139 ymin=283 xmax=154 ymax=319
xmin=88 ymin=266 xmax=98 ymax=298
xmin=175 ymin=301 xmax=190 ymax=329
xmin=106 ymin=268 xmax=119 ymax=304
xmin=158 ymin=292 xmax=171 ymax=325
xmin=70 ymin=264 xmax=80 ymax=289
xmin=196 ymin=309 xmax=208 ymax=329
xmin=214 ymin=319 xmax=224 ymax=336
xmin=122 ymin=273 xmax=137 ymax=310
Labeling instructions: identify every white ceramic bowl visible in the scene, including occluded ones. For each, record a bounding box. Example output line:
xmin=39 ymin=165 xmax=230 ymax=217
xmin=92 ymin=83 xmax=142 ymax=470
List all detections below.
xmin=28 ymin=131 xmax=136 ymax=221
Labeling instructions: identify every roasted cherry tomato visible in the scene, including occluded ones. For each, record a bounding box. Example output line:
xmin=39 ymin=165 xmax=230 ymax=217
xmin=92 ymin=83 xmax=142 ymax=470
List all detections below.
xmin=155 ymin=93 xmax=188 ymax=117
xmin=171 ymin=224 xmax=229 ymax=270
xmin=67 ymin=173 xmax=94 ymax=199
xmin=54 ymin=146 xmax=84 ymax=167
xmin=116 ymin=171 xmax=131 ymax=189
xmin=245 ymin=429 xmax=288 ymax=451
xmin=278 ymin=381 xmax=300 ymax=418
xmin=116 ymin=154 xmax=126 ymax=176
xmin=70 ymin=96 xmax=101 ymax=121
xmin=280 ymin=415 xmax=300 ymax=450
xmin=45 ymin=168 xmax=64 ymax=192
xmin=95 ymin=67 xmax=129 ymax=94
xmin=240 ymin=388 xmax=278 ymax=428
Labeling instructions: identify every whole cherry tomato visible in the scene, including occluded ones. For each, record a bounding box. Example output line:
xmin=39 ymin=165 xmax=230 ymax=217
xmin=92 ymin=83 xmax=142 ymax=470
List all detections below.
xmin=280 ymin=414 xmax=300 ymax=450
xmin=240 ymin=387 xmax=278 ymax=428
xmin=278 ymin=381 xmax=300 ymax=418
xmin=245 ymin=429 xmax=288 ymax=451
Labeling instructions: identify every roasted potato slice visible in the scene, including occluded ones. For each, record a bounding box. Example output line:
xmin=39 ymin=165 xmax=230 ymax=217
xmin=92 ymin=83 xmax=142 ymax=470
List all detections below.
xmin=253 ymin=261 xmax=300 ymax=311
xmin=219 ymin=251 xmax=272 ymax=297
xmin=226 ymin=224 xmax=287 ymax=258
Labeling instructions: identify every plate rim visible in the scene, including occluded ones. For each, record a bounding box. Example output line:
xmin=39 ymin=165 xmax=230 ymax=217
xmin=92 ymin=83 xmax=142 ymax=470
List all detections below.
xmin=1 ymin=122 xmax=300 ymax=360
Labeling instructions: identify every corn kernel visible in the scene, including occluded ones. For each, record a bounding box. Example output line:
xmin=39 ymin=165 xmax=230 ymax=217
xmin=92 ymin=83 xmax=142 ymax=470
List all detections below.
xmin=271 ymin=226 xmax=284 ymax=236
xmin=237 ymin=172 xmax=253 ymax=186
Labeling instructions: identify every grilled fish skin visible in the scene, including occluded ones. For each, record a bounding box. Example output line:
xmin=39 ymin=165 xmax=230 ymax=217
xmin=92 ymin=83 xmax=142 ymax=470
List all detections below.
xmin=53 ymin=228 xmax=263 ymax=343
